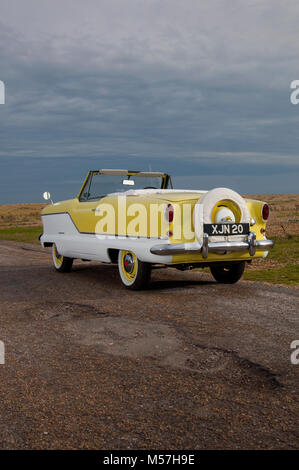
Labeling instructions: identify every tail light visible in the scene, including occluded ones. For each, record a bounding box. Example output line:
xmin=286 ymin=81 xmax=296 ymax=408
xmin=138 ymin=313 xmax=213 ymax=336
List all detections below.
xmin=165 ymin=203 xmax=174 ymax=223
xmin=262 ymin=203 xmax=269 ymax=221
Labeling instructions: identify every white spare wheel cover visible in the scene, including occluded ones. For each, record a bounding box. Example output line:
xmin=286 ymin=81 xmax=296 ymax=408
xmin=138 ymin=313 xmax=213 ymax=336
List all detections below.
xmin=193 ymin=187 xmax=250 ymax=244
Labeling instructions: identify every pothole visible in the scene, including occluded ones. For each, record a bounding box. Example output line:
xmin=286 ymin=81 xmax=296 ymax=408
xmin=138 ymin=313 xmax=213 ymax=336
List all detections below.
xmin=194 ymin=343 xmax=282 ymax=388
xmin=65 ymin=317 xmax=184 ymax=360
xmin=23 ymin=302 xmax=106 ymax=321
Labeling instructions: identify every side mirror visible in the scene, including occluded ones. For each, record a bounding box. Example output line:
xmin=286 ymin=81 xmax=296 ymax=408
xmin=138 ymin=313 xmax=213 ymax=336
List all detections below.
xmin=43 ymin=191 xmax=53 ymax=204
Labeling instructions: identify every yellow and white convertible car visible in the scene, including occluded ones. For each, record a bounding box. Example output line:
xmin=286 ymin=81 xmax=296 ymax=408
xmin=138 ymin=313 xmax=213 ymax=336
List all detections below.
xmin=40 ymin=169 xmax=274 ymax=289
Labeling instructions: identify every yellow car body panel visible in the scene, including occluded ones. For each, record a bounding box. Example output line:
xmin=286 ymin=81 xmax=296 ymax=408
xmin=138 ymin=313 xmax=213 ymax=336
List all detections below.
xmin=42 ymin=193 xmax=269 ymax=264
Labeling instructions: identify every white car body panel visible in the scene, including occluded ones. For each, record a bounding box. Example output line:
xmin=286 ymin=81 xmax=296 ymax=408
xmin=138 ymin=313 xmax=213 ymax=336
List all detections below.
xmin=41 ymin=213 xmax=172 ymax=264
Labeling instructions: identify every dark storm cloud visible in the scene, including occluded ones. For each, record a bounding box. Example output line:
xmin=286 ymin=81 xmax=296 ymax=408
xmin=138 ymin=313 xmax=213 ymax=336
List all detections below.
xmin=0 ymin=0 xmax=299 ymax=201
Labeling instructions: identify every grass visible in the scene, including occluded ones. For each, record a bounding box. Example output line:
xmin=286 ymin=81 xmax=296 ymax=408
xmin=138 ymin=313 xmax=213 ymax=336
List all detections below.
xmin=244 ymin=264 xmax=299 ymax=286
xmin=0 ymin=203 xmax=45 ymax=228
xmin=244 ymin=235 xmax=299 ymax=286
xmin=0 ymin=226 xmax=43 ymax=245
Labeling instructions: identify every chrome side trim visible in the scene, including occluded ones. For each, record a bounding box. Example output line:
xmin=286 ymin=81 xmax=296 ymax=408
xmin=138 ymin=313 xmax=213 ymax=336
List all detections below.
xmin=150 ymin=233 xmax=274 ymax=256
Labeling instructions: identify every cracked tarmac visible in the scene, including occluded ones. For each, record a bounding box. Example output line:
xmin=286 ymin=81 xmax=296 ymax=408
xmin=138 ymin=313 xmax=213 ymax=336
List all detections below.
xmin=0 ymin=240 xmax=298 ymax=449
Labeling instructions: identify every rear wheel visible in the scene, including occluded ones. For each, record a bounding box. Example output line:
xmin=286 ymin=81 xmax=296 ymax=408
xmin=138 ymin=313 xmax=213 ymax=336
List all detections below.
xmin=52 ymin=244 xmax=73 ymax=273
xmin=118 ymin=250 xmax=151 ymax=290
xmin=210 ymin=261 xmax=245 ymax=284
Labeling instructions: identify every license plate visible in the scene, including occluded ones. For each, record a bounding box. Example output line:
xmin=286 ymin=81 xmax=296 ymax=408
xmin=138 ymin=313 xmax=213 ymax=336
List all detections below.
xmin=204 ymin=223 xmax=249 ymax=236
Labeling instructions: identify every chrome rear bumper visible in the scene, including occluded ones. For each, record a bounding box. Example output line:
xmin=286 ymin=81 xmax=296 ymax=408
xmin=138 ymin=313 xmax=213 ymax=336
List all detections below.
xmin=150 ymin=232 xmax=274 ymax=258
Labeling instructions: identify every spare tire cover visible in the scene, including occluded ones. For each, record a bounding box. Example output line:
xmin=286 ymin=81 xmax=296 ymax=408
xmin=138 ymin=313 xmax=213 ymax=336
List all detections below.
xmin=193 ymin=187 xmax=250 ymax=244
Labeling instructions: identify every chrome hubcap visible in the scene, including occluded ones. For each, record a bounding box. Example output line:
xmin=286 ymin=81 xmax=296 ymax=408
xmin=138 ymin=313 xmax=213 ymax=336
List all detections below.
xmin=123 ymin=253 xmax=134 ymax=274
xmin=54 ymin=245 xmax=62 ymax=259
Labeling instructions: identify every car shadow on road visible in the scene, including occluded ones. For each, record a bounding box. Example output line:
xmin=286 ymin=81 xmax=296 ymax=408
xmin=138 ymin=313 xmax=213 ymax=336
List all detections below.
xmin=71 ymin=263 xmax=215 ymax=291
xmin=148 ymin=279 xmax=215 ymax=291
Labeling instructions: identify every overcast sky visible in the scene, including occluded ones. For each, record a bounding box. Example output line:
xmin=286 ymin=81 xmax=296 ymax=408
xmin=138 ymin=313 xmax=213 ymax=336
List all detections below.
xmin=0 ymin=0 xmax=299 ymax=202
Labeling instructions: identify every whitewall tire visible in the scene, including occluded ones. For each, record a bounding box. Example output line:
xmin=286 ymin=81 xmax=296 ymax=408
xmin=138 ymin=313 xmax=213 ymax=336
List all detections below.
xmin=118 ymin=250 xmax=151 ymax=290
xmin=52 ymin=244 xmax=73 ymax=273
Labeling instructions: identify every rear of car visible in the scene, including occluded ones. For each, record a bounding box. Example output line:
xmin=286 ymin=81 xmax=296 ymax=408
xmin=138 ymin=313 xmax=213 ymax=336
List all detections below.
xmin=40 ymin=169 xmax=273 ymax=289
xmin=149 ymin=187 xmax=273 ymax=283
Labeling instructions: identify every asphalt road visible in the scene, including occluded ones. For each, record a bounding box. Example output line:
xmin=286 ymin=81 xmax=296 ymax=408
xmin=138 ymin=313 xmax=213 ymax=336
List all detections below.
xmin=0 ymin=240 xmax=298 ymax=449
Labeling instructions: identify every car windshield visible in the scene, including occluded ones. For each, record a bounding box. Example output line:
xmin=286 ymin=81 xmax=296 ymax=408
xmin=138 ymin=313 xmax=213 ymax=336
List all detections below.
xmin=80 ymin=173 xmax=166 ymax=201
